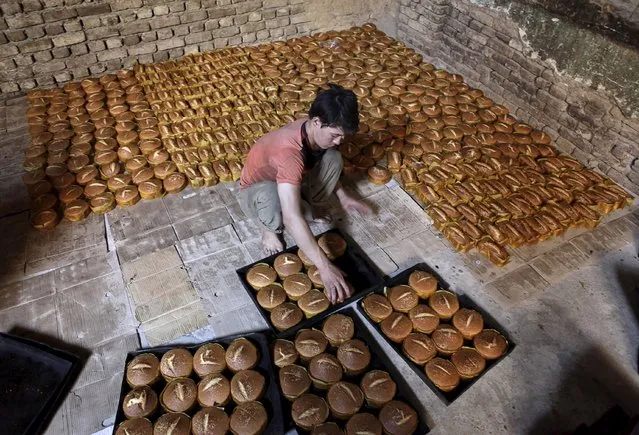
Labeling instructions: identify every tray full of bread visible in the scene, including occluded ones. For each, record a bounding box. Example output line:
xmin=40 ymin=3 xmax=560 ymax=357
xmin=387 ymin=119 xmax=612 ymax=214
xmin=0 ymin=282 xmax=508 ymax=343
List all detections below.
xmin=271 ymin=307 xmax=429 ymax=434
xmin=112 ymin=332 xmax=283 ymax=435
xmin=358 ymin=263 xmax=514 ymax=404
xmin=236 ymin=228 xmax=384 ymax=338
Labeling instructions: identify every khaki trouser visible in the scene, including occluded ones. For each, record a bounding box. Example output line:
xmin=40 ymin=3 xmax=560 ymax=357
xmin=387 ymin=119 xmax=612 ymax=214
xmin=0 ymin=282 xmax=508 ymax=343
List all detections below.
xmin=239 ymin=149 xmax=343 ymax=234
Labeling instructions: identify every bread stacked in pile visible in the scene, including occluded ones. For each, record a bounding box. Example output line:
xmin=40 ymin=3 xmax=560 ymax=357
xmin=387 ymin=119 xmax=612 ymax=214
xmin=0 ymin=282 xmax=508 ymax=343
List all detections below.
xmin=117 ymin=337 xmax=270 ymax=435
xmin=362 ymin=270 xmax=508 ymax=394
xmin=23 ymin=23 xmax=631 ymax=266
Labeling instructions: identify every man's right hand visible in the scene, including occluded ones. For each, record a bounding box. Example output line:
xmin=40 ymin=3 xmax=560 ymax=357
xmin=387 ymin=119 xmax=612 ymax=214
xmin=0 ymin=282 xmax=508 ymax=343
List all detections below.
xmin=318 ymin=262 xmax=352 ymax=304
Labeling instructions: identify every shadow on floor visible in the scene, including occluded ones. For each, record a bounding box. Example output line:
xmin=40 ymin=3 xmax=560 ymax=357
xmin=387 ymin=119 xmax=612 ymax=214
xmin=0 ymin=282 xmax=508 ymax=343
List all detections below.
xmin=527 ymin=344 xmax=639 ymax=435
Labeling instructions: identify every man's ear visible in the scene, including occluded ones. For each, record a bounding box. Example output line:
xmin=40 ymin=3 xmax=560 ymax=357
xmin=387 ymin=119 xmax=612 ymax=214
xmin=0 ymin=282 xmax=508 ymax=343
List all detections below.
xmin=310 ymin=116 xmax=322 ymax=128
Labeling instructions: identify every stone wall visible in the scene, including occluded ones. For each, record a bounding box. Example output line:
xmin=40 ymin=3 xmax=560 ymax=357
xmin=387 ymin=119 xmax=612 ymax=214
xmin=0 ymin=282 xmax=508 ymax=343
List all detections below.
xmin=397 ymin=0 xmax=639 ymax=193
xmin=0 ymin=0 xmax=396 ymax=98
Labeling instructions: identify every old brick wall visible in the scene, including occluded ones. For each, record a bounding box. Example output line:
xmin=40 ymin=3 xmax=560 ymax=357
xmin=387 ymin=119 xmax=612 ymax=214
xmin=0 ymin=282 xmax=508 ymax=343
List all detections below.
xmin=0 ymin=0 xmax=395 ymax=99
xmin=397 ymin=0 xmax=639 ymax=194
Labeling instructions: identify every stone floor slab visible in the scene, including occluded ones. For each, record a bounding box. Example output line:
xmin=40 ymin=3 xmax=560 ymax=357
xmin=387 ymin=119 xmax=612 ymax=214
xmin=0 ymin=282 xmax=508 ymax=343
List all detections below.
xmin=25 ymin=242 xmax=108 ymax=278
xmin=161 ymin=186 xmax=223 ymax=223
xmin=0 ymin=294 xmax=60 ymax=339
xmin=56 ymin=272 xmax=137 ymax=348
xmin=66 ymin=373 xmax=123 ymax=435
xmin=484 ymin=265 xmax=551 ymax=307
xmin=570 ymin=216 xmax=639 ymax=259
xmin=530 ymin=242 xmax=594 ymax=284
xmin=107 ymin=199 xmax=171 ymax=242
xmin=120 ymin=246 xmax=183 ymax=284
xmin=205 ymin=303 xmax=268 ymax=339
xmin=0 ymin=270 xmax=55 ymax=311
xmin=140 ymin=301 xmax=209 ymax=347
xmin=172 ymin=206 xmax=232 ymax=240
xmin=176 ymin=224 xmax=241 ymax=263
xmin=54 ymin=252 xmax=120 ymax=292
xmin=72 ymin=332 xmax=139 ymax=390
xmin=129 ymin=267 xmax=199 ymax=323
xmin=115 ymin=225 xmax=177 ymax=264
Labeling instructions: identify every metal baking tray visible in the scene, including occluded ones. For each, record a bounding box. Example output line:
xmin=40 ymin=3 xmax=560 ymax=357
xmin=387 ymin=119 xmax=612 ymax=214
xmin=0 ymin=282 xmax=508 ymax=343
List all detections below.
xmin=272 ymin=306 xmax=430 ymax=434
xmin=0 ymin=332 xmax=82 ymax=435
xmin=112 ymin=332 xmax=283 ymax=434
xmin=236 ymin=228 xmax=384 ymax=338
xmin=357 ymin=262 xmax=516 ymax=405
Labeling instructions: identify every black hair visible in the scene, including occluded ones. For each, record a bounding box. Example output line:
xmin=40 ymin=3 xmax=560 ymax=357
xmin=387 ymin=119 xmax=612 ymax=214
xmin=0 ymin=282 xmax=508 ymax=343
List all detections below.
xmin=308 ymin=83 xmax=359 ymax=134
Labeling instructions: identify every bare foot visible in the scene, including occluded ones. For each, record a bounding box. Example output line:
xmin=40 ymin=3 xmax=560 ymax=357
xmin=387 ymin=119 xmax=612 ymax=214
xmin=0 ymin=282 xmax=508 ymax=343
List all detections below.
xmin=261 ymin=228 xmax=284 ymax=255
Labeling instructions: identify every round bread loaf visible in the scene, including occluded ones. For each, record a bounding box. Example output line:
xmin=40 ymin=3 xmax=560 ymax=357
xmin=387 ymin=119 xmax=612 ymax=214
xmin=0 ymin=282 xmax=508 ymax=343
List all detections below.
xmin=230 ymin=401 xmax=268 ymax=435
xmin=256 ymin=283 xmax=287 ymax=311
xmin=292 ymin=394 xmax=329 ymax=431
xmin=428 ymin=290 xmax=460 ymax=319
xmin=317 ymin=233 xmax=347 ymax=260
xmin=273 ymin=339 xmax=298 ymax=368
xmin=115 ymin=418 xmax=152 ymax=435
xmin=274 ymin=252 xmax=303 ymax=278
xmin=153 ymin=412 xmax=191 ymax=435
xmin=425 ymin=357 xmax=460 ymax=392
xmin=408 ymin=305 xmax=440 ymax=334
xmin=407 ymin=270 xmax=438 ymax=299
xmin=271 ymin=302 xmax=303 ymax=331
xmin=451 ymin=347 xmax=486 ymax=379
xmin=230 ymin=370 xmax=266 ymax=403
xmin=452 ymin=308 xmax=484 ymax=340
xmin=225 ymin=338 xmax=259 ymax=372
xmin=295 ymin=329 xmax=328 ymax=361
xmin=402 ymin=332 xmax=437 ymax=365
xmin=345 ymin=413 xmax=382 ymax=435
xmin=191 ymin=407 xmax=229 ymax=435
xmin=327 ymin=381 xmax=364 ymax=419
xmin=432 ymin=324 xmax=464 ymax=355
xmin=246 ymin=263 xmax=277 ymax=290
xmin=360 ymin=370 xmax=396 ymax=408
xmin=308 ymin=353 xmax=343 ymax=390
xmin=473 ymin=329 xmax=508 ymax=360
xmin=193 ymin=343 xmax=226 ymax=377
xmin=322 ymin=314 xmax=355 ymax=347
xmin=283 ymin=272 xmax=312 ymax=301
xmin=160 ymin=348 xmax=193 ymax=380
xmin=126 ymin=353 xmax=160 ymax=387
xmin=197 ymin=373 xmax=231 ymax=407
xmin=279 ymin=364 xmax=311 ymax=401
xmin=387 ymin=285 xmax=419 ymax=313
xmin=298 ymin=289 xmax=330 ymax=318
xmin=380 ymin=312 xmax=413 ymax=343
xmin=160 ymin=377 xmax=197 ymax=413
xmin=122 ymin=385 xmax=157 ymax=419
xmin=361 ymin=294 xmax=393 ymax=323
xmin=379 ymin=400 xmax=418 ymax=435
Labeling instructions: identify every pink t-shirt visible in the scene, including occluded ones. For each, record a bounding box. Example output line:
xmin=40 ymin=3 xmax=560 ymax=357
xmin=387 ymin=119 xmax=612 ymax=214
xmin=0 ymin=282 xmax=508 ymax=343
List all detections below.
xmin=240 ymin=118 xmax=307 ymax=188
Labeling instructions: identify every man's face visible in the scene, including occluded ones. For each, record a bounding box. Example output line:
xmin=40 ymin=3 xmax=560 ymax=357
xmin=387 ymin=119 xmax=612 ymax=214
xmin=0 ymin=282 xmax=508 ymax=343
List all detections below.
xmin=312 ymin=118 xmax=345 ymax=149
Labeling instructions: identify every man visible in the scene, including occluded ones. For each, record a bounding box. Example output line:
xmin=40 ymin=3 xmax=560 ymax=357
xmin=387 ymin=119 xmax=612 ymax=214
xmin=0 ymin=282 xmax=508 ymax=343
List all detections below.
xmin=239 ymin=84 xmax=373 ymax=304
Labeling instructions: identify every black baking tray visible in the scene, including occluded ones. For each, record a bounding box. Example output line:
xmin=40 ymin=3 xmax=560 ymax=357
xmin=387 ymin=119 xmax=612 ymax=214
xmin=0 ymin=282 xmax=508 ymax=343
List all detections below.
xmin=357 ymin=263 xmax=516 ymax=405
xmin=236 ymin=228 xmax=384 ymax=338
xmin=0 ymin=332 xmax=82 ymax=435
xmin=112 ymin=332 xmax=284 ymax=434
xmin=272 ymin=306 xmax=430 ymax=434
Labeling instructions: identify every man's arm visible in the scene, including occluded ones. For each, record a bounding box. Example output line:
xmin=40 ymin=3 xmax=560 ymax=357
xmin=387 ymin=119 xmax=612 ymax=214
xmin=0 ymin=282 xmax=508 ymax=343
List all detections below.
xmin=277 ymin=182 xmax=351 ymax=303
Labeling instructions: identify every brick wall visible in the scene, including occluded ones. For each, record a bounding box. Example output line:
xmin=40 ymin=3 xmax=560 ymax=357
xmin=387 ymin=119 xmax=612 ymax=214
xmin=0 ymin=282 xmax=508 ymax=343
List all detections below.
xmin=0 ymin=0 xmax=394 ymax=99
xmin=397 ymin=0 xmax=639 ymax=194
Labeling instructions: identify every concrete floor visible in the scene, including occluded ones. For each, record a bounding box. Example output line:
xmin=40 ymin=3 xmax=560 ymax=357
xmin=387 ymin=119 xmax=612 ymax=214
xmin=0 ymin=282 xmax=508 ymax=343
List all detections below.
xmin=1 ymin=95 xmax=638 ymax=435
